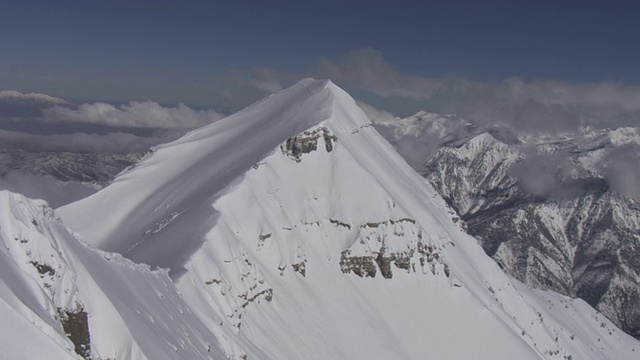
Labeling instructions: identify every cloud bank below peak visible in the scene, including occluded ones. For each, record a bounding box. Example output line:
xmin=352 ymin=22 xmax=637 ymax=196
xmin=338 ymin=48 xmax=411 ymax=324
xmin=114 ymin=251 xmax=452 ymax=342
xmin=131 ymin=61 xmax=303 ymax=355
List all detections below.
xmin=43 ymin=101 xmax=225 ymax=129
xmin=0 ymin=90 xmax=227 ymax=155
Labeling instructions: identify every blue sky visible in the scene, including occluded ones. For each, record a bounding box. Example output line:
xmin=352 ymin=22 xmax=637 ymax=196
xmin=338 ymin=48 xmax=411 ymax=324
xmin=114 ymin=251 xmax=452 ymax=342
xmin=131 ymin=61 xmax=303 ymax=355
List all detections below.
xmin=2 ymin=0 xmax=640 ymax=109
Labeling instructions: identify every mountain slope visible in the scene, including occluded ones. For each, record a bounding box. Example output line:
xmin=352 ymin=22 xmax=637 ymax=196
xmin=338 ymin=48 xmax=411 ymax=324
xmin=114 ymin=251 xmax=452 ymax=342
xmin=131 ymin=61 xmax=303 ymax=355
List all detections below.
xmin=377 ymin=111 xmax=640 ymax=340
xmin=59 ymin=79 xmax=639 ymax=359
xmin=0 ymin=190 xmax=224 ymax=359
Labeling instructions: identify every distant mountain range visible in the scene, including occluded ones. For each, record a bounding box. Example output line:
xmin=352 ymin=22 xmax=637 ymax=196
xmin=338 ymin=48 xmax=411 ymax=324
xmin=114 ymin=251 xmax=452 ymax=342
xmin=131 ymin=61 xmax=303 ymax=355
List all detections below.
xmin=0 ymin=150 xmax=141 ymax=185
xmin=376 ymin=111 xmax=640 ymax=340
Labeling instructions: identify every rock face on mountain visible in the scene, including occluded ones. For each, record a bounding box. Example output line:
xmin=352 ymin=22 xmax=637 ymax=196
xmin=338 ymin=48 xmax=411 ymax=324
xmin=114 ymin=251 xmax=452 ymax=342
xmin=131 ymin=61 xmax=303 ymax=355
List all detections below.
xmin=377 ymin=111 xmax=640 ymax=340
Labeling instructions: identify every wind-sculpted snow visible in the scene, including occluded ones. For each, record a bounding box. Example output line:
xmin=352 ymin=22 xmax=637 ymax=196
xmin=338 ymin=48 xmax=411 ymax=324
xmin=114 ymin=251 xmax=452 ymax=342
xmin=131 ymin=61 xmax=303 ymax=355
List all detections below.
xmin=55 ymin=79 xmax=640 ymax=359
xmin=0 ymin=191 xmax=224 ymax=359
xmin=59 ymin=79 xmax=336 ymax=276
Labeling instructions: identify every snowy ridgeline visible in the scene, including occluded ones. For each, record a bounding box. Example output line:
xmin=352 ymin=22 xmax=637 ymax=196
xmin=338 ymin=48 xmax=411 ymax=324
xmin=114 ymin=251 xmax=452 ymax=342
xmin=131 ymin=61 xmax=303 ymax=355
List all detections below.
xmin=1 ymin=79 xmax=638 ymax=359
xmin=0 ymin=190 xmax=224 ymax=359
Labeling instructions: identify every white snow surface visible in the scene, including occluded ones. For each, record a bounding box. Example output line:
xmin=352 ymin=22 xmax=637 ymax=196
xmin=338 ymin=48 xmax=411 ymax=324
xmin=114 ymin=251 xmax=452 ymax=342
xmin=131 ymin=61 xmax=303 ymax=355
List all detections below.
xmin=50 ymin=79 xmax=640 ymax=359
xmin=0 ymin=191 xmax=224 ymax=359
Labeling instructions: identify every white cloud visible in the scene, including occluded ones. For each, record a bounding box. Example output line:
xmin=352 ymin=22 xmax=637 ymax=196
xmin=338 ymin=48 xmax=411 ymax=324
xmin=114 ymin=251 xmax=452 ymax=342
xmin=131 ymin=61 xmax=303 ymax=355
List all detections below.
xmin=316 ymin=48 xmax=640 ymax=132
xmin=0 ymin=90 xmax=68 ymax=106
xmin=598 ymin=145 xmax=640 ymax=200
xmin=356 ymin=101 xmax=397 ymax=124
xmin=236 ymin=67 xmax=284 ymax=94
xmin=0 ymin=90 xmax=70 ymax=119
xmin=508 ymin=150 xmax=582 ymax=198
xmin=316 ymin=48 xmax=456 ymax=99
xmin=43 ymin=101 xmax=225 ymax=128
xmin=0 ymin=91 xmax=227 ymax=158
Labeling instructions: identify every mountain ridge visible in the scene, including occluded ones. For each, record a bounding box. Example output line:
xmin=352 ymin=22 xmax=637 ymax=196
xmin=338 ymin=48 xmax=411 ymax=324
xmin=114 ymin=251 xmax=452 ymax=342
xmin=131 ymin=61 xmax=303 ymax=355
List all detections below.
xmin=59 ymin=78 xmax=340 ymax=274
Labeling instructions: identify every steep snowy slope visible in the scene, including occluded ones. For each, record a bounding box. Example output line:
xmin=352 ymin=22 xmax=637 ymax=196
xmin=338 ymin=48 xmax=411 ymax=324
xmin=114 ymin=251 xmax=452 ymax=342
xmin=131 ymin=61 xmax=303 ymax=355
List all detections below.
xmin=0 ymin=190 xmax=224 ymax=359
xmin=0 ymin=193 xmax=79 ymax=360
xmin=59 ymin=79 xmax=639 ymax=359
xmin=377 ymin=113 xmax=640 ymax=339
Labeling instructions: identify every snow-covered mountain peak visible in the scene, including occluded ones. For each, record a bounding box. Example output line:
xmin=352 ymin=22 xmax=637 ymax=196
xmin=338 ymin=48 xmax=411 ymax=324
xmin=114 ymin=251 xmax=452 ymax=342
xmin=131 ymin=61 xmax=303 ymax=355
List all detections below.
xmin=173 ymin=78 xmax=365 ymax=145
xmin=57 ymin=78 xmax=374 ymax=274
xmin=55 ymin=81 xmax=640 ymax=359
